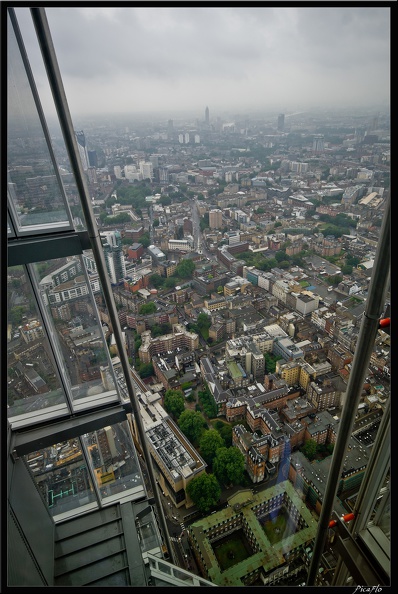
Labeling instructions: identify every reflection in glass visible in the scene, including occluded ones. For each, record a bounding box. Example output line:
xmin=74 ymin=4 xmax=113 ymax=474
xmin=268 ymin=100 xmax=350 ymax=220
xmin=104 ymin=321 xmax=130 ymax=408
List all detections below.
xmin=7 ymin=265 xmax=67 ymax=423
xmin=25 ymin=439 xmax=96 ymax=519
xmin=32 ymin=255 xmax=118 ymax=409
xmin=82 ymin=420 xmax=143 ymax=500
xmin=7 ymin=9 xmax=70 ymax=230
xmin=372 ymin=477 xmax=390 ymax=540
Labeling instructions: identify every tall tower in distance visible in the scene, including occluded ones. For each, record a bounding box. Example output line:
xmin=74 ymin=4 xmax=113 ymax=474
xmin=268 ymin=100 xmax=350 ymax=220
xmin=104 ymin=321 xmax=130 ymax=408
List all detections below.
xmin=277 ymin=113 xmax=285 ymax=132
xmin=75 ymin=130 xmax=89 ymax=171
xmin=312 ymin=134 xmax=325 ymax=153
xmin=205 ymin=106 xmax=209 ymax=124
xmin=167 ymin=119 xmax=174 ymax=139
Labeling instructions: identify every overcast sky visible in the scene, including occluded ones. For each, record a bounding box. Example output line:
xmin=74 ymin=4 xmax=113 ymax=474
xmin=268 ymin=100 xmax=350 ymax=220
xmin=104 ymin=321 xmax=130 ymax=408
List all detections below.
xmin=14 ymin=5 xmax=390 ymax=120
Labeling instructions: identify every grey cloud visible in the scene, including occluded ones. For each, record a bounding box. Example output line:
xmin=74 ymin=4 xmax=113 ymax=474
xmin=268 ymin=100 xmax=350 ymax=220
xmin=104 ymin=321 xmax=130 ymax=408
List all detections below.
xmin=12 ymin=6 xmax=390 ymax=116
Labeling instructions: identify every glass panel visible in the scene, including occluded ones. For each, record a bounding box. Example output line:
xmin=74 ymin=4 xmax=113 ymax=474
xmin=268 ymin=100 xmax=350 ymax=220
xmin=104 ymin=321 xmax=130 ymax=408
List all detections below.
xmin=7 ymin=10 xmax=71 ymax=232
xmin=372 ymin=476 xmax=390 ymax=540
xmin=135 ymin=510 xmax=159 ymax=554
xmin=7 ymin=214 xmax=15 ymax=237
xmin=7 ymin=265 xmax=68 ymax=426
xmin=81 ymin=420 xmax=144 ymax=501
xmin=31 ymin=255 xmax=120 ymax=411
xmin=24 ymin=438 xmax=97 ymax=519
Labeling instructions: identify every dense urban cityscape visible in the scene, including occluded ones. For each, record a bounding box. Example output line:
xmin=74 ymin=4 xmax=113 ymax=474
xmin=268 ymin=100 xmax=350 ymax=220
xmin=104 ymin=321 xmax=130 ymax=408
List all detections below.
xmin=6 ymin=3 xmax=391 ymax=588
xmin=8 ymin=101 xmax=390 ymax=586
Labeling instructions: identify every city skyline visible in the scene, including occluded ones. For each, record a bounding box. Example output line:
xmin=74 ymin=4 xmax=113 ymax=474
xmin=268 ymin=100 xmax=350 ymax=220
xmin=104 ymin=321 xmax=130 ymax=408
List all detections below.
xmin=13 ymin=5 xmax=390 ymax=120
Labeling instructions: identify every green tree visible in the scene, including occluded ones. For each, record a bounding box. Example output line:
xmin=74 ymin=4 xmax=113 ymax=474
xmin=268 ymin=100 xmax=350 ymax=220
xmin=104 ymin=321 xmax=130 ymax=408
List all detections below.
xmin=199 ymin=429 xmax=224 ymax=465
xmin=9 ymin=305 xmax=27 ymax=326
xmin=150 ymin=273 xmax=164 ymax=289
xmin=198 ymin=385 xmax=218 ymax=418
xmin=264 ymin=352 xmax=282 ymax=374
xmin=346 ymin=254 xmax=360 ymax=267
xmin=199 ymin=212 xmax=209 ymax=232
xmin=341 ymin=264 xmax=352 ymax=275
xmin=139 ymin=302 xmax=157 ymax=315
xmin=164 ymin=277 xmax=177 ymax=289
xmin=138 ymin=362 xmax=153 ymax=379
xmin=175 ymin=259 xmax=195 ymax=279
xmin=140 ymin=232 xmax=151 ymax=248
xmin=327 ymin=275 xmax=343 ymax=286
xmin=186 ymin=473 xmax=221 ymax=513
xmin=164 ymin=389 xmax=185 ymax=419
xmin=178 ymin=409 xmax=207 ymax=445
xmin=197 ymin=312 xmax=211 ymax=330
xmin=216 ymin=423 xmax=233 ymax=447
xmin=301 ymin=439 xmax=318 ymax=461
xmin=213 ymin=447 xmax=245 ymax=487
xmin=275 ymin=250 xmax=288 ymax=262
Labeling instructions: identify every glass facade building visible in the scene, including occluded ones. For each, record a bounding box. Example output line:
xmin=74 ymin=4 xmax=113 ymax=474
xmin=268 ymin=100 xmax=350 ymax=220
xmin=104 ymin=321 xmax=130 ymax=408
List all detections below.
xmin=5 ymin=6 xmax=390 ymax=588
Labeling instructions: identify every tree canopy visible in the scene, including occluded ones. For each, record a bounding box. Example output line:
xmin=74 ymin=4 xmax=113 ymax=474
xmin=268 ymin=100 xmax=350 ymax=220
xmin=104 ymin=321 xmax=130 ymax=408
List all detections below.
xmin=212 ymin=446 xmax=245 ymax=487
xmin=164 ymin=389 xmax=185 ymax=419
xmin=174 ymin=259 xmax=195 ymax=279
xmin=199 ymin=429 xmax=224 ymax=465
xmin=197 ymin=312 xmax=211 ymax=330
xmin=139 ymin=302 xmax=157 ymax=315
xmin=300 ymin=439 xmax=318 ymax=461
xmin=178 ymin=409 xmax=207 ymax=445
xmin=186 ymin=473 xmax=221 ymax=513
xmin=137 ymin=362 xmax=153 ymax=379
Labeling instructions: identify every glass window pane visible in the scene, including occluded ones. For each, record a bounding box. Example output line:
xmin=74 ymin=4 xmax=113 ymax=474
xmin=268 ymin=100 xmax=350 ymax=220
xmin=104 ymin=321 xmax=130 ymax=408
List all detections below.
xmin=32 ymin=255 xmax=120 ymax=411
xmin=7 ymin=10 xmax=72 ymax=232
xmin=82 ymin=420 xmax=145 ymax=502
xmin=371 ymin=476 xmax=390 ymax=540
xmin=7 ymin=265 xmax=69 ymax=426
xmin=24 ymin=439 xmax=97 ymax=520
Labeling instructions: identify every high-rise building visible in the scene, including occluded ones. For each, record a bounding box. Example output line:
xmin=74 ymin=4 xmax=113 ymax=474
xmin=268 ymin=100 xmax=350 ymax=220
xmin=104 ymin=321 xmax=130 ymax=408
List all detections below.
xmin=124 ymin=164 xmax=140 ymax=180
xmin=114 ymin=165 xmax=123 ymax=179
xmin=167 ymin=119 xmax=174 ymax=139
xmin=205 ymin=106 xmax=209 ymax=124
xmin=100 ymin=230 xmax=127 ymax=284
xmin=5 ymin=7 xmax=391 ymax=589
xmin=312 ymin=134 xmax=325 ymax=153
xmin=75 ymin=130 xmax=89 ymax=170
xmin=88 ymin=149 xmax=98 ymax=168
xmin=209 ymin=208 xmax=223 ymax=229
xmin=277 ymin=113 xmax=285 ymax=131
xmin=139 ymin=160 xmax=153 ymax=181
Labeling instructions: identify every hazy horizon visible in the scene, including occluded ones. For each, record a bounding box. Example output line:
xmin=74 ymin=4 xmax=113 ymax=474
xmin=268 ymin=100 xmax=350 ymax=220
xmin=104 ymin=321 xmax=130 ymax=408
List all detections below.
xmin=13 ymin=6 xmax=390 ymax=121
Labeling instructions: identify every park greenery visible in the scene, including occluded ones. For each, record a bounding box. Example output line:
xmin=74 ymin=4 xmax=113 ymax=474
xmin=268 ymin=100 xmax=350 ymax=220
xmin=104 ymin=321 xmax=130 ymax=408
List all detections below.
xmin=198 ymin=429 xmax=224 ymax=465
xmin=164 ymin=389 xmax=185 ymax=419
xmin=210 ymin=420 xmax=233 ymax=447
xmin=178 ymin=409 xmax=207 ymax=446
xmin=197 ymin=384 xmax=218 ymax=418
xmin=212 ymin=446 xmax=246 ymax=487
xmin=186 ymin=472 xmax=221 ymax=513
